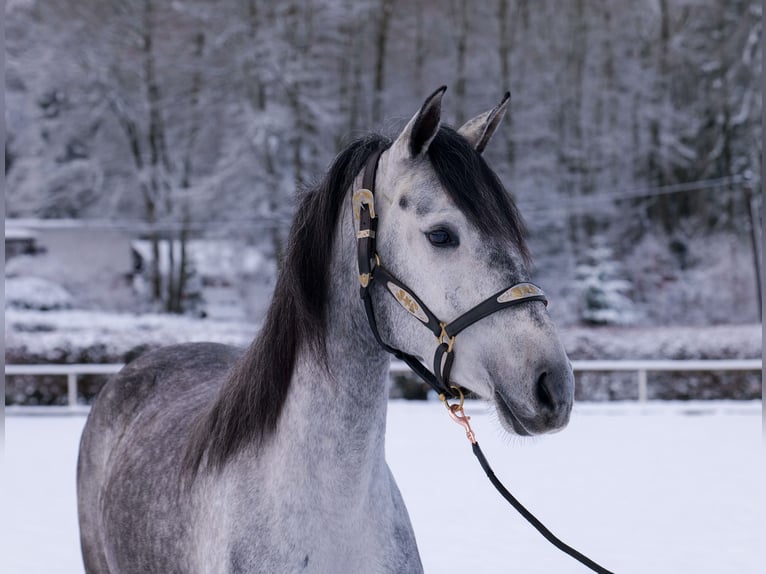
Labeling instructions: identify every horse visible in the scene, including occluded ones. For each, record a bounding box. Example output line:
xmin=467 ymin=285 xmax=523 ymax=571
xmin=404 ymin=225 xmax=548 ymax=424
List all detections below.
xmin=77 ymin=87 xmax=575 ymax=573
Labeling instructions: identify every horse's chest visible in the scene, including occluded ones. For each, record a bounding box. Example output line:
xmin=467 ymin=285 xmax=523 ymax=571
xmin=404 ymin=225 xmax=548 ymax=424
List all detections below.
xmin=207 ymin=477 xmax=422 ymax=573
xmin=226 ymin=524 xmax=421 ymax=574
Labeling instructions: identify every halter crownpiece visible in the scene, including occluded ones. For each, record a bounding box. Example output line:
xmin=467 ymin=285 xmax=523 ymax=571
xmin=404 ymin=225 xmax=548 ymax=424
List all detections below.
xmin=354 ymin=149 xmax=547 ymax=399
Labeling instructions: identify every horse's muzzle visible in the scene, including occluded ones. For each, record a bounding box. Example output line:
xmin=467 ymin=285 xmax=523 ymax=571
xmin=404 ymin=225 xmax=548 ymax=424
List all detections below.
xmin=494 ymin=362 xmax=574 ymax=435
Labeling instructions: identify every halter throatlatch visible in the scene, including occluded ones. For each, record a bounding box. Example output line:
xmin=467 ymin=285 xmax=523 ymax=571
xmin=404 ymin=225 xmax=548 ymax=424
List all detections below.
xmin=354 ymin=149 xmax=547 ymax=399
xmin=354 ymin=149 xmax=615 ymax=574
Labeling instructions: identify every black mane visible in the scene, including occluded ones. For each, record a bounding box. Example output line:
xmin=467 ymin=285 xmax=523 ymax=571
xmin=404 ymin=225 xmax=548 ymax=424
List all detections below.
xmin=185 ymin=127 xmax=529 ymax=475
xmin=185 ymin=134 xmax=390 ymax=475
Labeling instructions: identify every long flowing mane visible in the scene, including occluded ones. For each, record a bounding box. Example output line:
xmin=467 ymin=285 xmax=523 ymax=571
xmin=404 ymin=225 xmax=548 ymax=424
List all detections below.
xmin=184 ymin=134 xmax=391 ymax=475
xmin=185 ymin=127 xmax=529 ymax=476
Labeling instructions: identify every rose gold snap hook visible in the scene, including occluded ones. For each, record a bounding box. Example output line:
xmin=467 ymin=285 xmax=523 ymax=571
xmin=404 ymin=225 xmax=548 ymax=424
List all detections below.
xmin=448 ymin=404 xmax=477 ymax=444
xmin=441 ymin=386 xmax=476 ymax=444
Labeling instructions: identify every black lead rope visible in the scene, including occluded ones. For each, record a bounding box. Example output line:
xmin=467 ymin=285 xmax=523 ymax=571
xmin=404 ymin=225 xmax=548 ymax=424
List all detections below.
xmin=443 ymin=397 xmax=615 ymax=574
xmin=471 ymin=442 xmax=615 ymax=574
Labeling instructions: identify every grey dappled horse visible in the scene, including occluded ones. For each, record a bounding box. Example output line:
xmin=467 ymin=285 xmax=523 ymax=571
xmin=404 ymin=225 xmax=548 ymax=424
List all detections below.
xmin=77 ymin=88 xmax=574 ymax=573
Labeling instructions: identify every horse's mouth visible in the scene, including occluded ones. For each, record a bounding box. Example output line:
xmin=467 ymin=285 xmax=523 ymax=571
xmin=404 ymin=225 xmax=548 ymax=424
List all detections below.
xmin=493 ymin=392 xmax=532 ymax=436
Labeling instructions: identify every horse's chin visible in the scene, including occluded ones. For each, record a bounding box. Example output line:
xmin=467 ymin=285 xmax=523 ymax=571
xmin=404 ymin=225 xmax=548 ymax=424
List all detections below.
xmin=493 ymin=392 xmax=533 ymax=437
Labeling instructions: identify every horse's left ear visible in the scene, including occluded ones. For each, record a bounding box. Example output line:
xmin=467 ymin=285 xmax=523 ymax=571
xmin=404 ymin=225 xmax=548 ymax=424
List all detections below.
xmin=392 ymin=86 xmax=447 ymax=159
xmin=458 ymin=92 xmax=511 ymax=154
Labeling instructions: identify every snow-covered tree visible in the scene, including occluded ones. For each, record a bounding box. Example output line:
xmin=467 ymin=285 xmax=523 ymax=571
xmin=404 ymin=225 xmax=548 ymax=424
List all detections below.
xmin=4 ymin=0 xmax=761 ymax=324
xmin=575 ymin=241 xmax=639 ymax=326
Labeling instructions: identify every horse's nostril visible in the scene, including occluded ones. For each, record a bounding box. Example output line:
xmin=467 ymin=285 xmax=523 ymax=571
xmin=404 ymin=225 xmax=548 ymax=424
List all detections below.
xmin=535 ymin=371 xmax=555 ymax=411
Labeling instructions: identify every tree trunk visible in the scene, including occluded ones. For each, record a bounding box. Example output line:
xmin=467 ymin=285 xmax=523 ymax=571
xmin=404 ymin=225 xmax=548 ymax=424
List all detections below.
xmin=142 ymin=0 xmax=172 ymax=305
xmin=177 ymin=220 xmax=189 ymax=314
xmin=168 ymin=209 xmax=191 ymax=315
xmin=600 ymin=0 xmax=618 ymax=191
xmin=453 ymin=0 xmax=470 ymax=125
xmin=372 ymin=0 xmax=394 ymax=125
xmin=166 ymin=235 xmax=176 ymax=313
xmin=497 ymin=0 xmax=515 ymax=169
xmin=170 ymin=30 xmax=206 ymax=314
xmin=414 ymin=3 xmax=425 ymax=96
xmin=650 ymin=0 xmax=674 ymax=229
xmin=559 ymin=0 xmax=589 ymax=255
xmin=149 ymin=229 xmax=162 ymax=303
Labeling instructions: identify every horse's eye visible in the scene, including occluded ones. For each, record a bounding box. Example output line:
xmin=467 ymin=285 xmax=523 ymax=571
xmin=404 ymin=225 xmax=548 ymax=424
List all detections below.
xmin=426 ymin=228 xmax=458 ymax=247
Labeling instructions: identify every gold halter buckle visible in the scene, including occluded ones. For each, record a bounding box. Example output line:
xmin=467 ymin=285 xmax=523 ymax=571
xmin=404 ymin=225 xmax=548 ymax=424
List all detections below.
xmin=437 ymin=322 xmax=456 ymax=353
xmin=352 ymin=189 xmax=376 ymax=221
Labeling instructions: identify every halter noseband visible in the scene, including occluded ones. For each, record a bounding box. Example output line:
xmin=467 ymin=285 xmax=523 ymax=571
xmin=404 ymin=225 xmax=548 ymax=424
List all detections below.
xmin=355 ymin=149 xmax=548 ymax=398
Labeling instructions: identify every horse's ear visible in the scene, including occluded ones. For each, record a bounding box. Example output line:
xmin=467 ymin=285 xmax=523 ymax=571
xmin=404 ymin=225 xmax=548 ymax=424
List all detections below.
xmin=393 ymin=86 xmax=446 ymax=158
xmin=457 ymin=92 xmax=511 ymax=154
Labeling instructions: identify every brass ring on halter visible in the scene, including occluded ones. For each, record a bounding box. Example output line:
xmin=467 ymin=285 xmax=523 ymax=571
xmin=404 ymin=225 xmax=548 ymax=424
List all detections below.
xmin=439 ymin=385 xmax=464 ymax=411
xmin=450 ymin=385 xmax=464 ymax=410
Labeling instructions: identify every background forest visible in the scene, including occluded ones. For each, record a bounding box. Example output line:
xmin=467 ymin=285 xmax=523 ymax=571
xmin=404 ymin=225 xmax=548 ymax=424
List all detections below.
xmin=5 ymin=0 xmax=763 ymax=326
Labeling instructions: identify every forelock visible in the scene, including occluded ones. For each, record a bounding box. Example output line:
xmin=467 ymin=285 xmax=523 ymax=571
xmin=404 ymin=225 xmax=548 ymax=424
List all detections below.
xmin=427 ymin=126 xmax=530 ymax=263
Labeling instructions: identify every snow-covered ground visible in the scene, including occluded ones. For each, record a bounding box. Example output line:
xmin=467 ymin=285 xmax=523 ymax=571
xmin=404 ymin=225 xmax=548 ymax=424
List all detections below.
xmin=2 ymin=401 xmax=762 ymax=573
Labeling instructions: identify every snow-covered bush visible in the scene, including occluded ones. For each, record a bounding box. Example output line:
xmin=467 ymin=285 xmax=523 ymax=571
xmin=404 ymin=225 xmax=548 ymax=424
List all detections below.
xmin=575 ymin=241 xmax=639 ymax=325
xmin=5 ymin=276 xmax=74 ymax=311
xmin=624 ymin=232 xmax=760 ymax=325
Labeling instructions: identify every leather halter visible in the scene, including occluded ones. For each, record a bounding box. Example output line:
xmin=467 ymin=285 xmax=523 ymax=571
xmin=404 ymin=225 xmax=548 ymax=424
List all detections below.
xmin=354 ymin=149 xmax=548 ymax=398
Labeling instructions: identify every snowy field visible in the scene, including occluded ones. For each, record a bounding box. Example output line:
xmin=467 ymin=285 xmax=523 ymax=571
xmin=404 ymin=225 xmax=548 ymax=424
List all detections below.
xmin=2 ymin=401 xmax=763 ymax=573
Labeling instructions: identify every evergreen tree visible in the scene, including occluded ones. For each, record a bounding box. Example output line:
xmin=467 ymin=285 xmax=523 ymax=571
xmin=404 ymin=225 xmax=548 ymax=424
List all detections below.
xmin=575 ymin=241 xmax=639 ymax=325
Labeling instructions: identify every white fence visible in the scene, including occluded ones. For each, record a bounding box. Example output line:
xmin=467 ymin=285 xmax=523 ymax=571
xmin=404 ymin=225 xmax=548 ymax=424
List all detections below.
xmin=5 ymin=359 xmax=763 ymax=414
xmin=5 ymin=363 xmax=124 ymax=414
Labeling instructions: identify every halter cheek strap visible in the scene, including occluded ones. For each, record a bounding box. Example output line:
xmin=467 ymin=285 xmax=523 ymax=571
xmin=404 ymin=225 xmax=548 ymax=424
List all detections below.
xmin=355 ymin=150 xmax=547 ymax=398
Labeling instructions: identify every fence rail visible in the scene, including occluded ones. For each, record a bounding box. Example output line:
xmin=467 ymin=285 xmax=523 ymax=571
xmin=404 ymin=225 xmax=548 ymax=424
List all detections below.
xmin=5 ymin=359 xmax=762 ymax=414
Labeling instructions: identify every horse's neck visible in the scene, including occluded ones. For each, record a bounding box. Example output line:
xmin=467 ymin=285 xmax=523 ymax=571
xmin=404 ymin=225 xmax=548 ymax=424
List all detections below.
xmin=270 ymin=193 xmax=392 ymax=490
xmin=205 ymin=184 xmax=424 ymax=572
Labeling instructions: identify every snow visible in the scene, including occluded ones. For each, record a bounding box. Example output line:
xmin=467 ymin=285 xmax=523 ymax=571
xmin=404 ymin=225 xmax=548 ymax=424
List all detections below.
xmin=5 ymin=276 xmax=74 ymax=311
xmin=559 ymin=323 xmax=761 ymax=361
xmin=2 ymin=401 xmax=763 ymax=573
xmin=5 ymin=308 xmax=257 ymax=362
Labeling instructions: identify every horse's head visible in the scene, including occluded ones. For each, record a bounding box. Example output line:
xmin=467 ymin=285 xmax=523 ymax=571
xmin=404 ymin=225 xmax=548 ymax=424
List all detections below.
xmin=370 ymin=87 xmax=574 ymax=435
